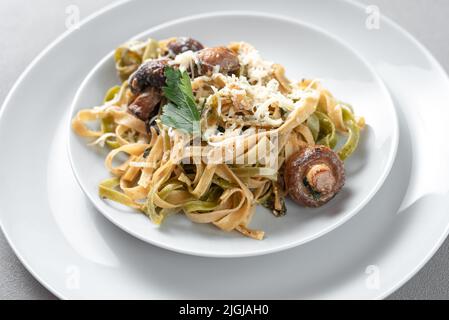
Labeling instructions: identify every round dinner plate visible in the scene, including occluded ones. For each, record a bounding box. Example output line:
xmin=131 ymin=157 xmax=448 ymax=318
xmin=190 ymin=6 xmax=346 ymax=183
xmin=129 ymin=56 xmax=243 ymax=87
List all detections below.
xmin=1 ymin=0 xmax=449 ymax=299
xmin=68 ymin=12 xmax=398 ymax=258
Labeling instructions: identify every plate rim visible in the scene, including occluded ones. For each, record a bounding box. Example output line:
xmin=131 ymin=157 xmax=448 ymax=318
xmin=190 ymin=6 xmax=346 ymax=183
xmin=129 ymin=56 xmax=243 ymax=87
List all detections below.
xmin=67 ymin=10 xmax=399 ymax=258
xmin=0 ymin=0 xmax=132 ymax=300
xmin=346 ymin=0 xmax=449 ymax=299
xmin=0 ymin=0 xmax=447 ymax=299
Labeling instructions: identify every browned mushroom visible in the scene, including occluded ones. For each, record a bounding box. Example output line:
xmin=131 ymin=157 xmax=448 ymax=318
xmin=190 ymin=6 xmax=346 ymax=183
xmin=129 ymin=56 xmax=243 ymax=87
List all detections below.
xmin=167 ymin=37 xmax=204 ymax=57
xmin=129 ymin=58 xmax=169 ymax=94
xmin=127 ymin=87 xmax=162 ymax=121
xmin=284 ymin=146 xmax=345 ymax=208
xmin=197 ymin=47 xmax=240 ymax=75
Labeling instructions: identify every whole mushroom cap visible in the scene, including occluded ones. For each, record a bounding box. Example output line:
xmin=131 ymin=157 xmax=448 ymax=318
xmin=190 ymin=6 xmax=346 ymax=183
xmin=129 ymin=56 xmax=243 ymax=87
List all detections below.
xmin=167 ymin=37 xmax=204 ymax=57
xmin=129 ymin=58 xmax=169 ymax=94
xmin=197 ymin=46 xmax=240 ymax=75
xmin=284 ymin=146 xmax=345 ymax=208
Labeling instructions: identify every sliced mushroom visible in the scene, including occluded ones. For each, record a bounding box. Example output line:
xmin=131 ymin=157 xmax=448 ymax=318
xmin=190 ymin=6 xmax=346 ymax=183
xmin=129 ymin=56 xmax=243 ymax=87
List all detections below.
xmin=167 ymin=37 xmax=204 ymax=57
xmin=129 ymin=58 xmax=169 ymax=94
xmin=127 ymin=87 xmax=162 ymax=121
xmin=284 ymin=146 xmax=345 ymax=208
xmin=197 ymin=47 xmax=240 ymax=75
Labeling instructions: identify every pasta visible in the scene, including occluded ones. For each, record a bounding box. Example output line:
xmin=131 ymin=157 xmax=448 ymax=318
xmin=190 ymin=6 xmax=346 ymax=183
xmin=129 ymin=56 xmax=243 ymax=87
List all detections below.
xmin=72 ymin=37 xmax=365 ymax=240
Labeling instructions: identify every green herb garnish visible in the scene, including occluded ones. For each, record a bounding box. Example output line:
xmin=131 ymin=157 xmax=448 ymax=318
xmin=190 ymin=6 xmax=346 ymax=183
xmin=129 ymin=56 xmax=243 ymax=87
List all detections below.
xmin=161 ymin=67 xmax=200 ymax=134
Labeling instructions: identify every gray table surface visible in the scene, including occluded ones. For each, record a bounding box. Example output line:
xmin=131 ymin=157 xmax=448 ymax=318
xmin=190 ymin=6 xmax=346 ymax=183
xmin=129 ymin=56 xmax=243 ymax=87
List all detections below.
xmin=1 ymin=0 xmax=448 ymax=300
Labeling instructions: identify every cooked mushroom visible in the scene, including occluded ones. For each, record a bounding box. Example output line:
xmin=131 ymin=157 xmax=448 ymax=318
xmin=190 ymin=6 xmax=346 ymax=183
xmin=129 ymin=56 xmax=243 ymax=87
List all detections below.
xmin=197 ymin=47 xmax=240 ymax=75
xmin=129 ymin=58 xmax=169 ymax=94
xmin=284 ymin=146 xmax=345 ymax=208
xmin=167 ymin=37 xmax=204 ymax=57
xmin=127 ymin=87 xmax=162 ymax=121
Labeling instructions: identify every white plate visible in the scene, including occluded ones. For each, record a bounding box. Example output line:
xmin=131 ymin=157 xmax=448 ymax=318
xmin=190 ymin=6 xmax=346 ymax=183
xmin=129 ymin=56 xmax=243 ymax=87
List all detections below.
xmin=1 ymin=0 xmax=448 ymax=299
xmin=68 ymin=12 xmax=398 ymax=258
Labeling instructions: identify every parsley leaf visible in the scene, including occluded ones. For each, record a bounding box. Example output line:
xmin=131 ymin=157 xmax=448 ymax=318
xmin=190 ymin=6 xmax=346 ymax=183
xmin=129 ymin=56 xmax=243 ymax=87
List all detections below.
xmin=161 ymin=67 xmax=200 ymax=134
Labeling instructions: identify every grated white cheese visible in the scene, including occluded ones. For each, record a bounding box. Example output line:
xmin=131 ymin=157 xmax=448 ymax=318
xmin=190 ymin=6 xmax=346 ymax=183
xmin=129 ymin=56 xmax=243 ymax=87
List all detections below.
xmin=173 ymin=50 xmax=198 ymax=72
xmin=238 ymin=43 xmax=274 ymax=84
xmin=199 ymin=42 xmax=321 ymax=142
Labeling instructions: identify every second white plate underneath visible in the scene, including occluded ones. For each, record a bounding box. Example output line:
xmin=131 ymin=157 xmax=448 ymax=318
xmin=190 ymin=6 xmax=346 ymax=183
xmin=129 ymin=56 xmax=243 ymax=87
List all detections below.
xmin=2 ymin=0 xmax=449 ymax=299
